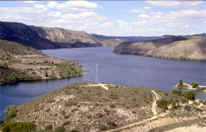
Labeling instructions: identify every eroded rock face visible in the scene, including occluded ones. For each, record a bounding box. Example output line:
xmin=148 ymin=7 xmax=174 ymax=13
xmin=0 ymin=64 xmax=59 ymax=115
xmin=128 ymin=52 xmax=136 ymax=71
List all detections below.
xmin=0 ymin=40 xmax=82 ymax=85
xmin=114 ymin=36 xmax=206 ymax=61
xmin=0 ymin=21 xmax=101 ymax=49
xmin=32 ymin=27 xmax=101 ymax=48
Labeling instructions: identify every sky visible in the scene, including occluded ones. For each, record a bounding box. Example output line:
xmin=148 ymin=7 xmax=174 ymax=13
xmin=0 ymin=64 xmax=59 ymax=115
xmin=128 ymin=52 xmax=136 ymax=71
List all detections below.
xmin=0 ymin=1 xmax=205 ymax=36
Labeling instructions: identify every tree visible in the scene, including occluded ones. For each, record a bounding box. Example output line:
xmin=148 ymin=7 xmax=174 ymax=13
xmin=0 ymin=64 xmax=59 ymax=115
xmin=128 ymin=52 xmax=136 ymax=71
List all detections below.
xmin=192 ymin=81 xmax=199 ymax=88
xmin=172 ymin=89 xmax=182 ymax=96
xmin=177 ymin=80 xmax=184 ymax=88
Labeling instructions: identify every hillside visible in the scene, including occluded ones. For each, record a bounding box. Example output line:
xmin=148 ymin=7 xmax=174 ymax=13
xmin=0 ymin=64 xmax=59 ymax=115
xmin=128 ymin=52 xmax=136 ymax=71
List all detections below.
xmin=0 ymin=21 xmax=101 ymax=49
xmin=92 ymin=34 xmax=162 ymax=42
xmin=7 ymin=82 xmax=155 ymax=132
xmin=114 ymin=36 xmax=206 ymax=61
xmin=32 ymin=27 xmax=101 ymax=48
xmin=2 ymin=82 xmax=206 ymax=132
xmin=0 ymin=40 xmax=82 ymax=85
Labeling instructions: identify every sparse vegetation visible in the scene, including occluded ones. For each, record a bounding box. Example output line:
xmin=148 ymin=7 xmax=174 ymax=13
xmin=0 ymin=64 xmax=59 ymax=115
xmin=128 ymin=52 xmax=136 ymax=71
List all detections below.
xmin=54 ymin=126 xmax=65 ymax=132
xmin=9 ymin=83 xmax=154 ymax=132
xmin=183 ymin=91 xmax=196 ymax=100
xmin=172 ymin=89 xmax=182 ymax=96
xmin=157 ymin=99 xmax=171 ymax=110
xmin=192 ymin=81 xmax=199 ymax=88
xmin=177 ymin=80 xmax=184 ymax=88
xmin=45 ymin=125 xmax=53 ymax=131
xmin=5 ymin=105 xmax=17 ymax=121
xmin=56 ymin=63 xmax=82 ymax=77
xmin=70 ymin=129 xmax=78 ymax=132
xmin=2 ymin=122 xmax=36 ymax=132
xmin=0 ymin=40 xmax=82 ymax=85
xmin=172 ymin=87 xmax=196 ymax=101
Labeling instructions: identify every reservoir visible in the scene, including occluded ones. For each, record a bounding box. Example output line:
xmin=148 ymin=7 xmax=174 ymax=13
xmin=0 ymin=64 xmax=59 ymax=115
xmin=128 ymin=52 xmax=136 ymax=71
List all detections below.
xmin=1 ymin=47 xmax=206 ymax=119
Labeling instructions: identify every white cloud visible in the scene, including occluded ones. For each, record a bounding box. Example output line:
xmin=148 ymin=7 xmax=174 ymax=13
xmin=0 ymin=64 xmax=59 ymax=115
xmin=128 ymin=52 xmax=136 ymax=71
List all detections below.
xmin=34 ymin=4 xmax=48 ymax=11
xmin=47 ymin=1 xmax=99 ymax=12
xmin=47 ymin=2 xmax=58 ymax=8
xmin=0 ymin=1 xmax=110 ymax=35
xmin=0 ymin=1 xmax=205 ymax=36
xmin=147 ymin=1 xmax=203 ymax=9
xmin=138 ymin=14 xmax=150 ymax=18
xmin=144 ymin=6 xmax=151 ymax=10
xmin=184 ymin=24 xmax=190 ymax=29
xmin=130 ymin=6 xmax=151 ymax=14
xmin=130 ymin=9 xmax=143 ymax=14
xmin=23 ymin=1 xmax=37 ymax=4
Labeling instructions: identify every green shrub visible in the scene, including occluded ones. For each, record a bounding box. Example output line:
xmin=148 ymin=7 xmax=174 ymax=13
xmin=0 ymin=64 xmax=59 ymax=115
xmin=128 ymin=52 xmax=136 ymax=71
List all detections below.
xmin=54 ymin=126 xmax=65 ymax=132
xmin=5 ymin=105 xmax=17 ymax=120
xmin=157 ymin=99 xmax=170 ymax=110
xmin=7 ymin=76 xmax=17 ymax=82
xmin=56 ymin=63 xmax=82 ymax=77
xmin=2 ymin=122 xmax=36 ymax=132
xmin=177 ymin=80 xmax=184 ymax=88
xmin=183 ymin=91 xmax=196 ymax=100
xmin=70 ymin=129 xmax=78 ymax=132
xmin=172 ymin=89 xmax=182 ymax=96
xmin=45 ymin=125 xmax=53 ymax=131
xmin=62 ymin=121 xmax=70 ymax=126
xmin=192 ymin=81 xmax=199 ymax=88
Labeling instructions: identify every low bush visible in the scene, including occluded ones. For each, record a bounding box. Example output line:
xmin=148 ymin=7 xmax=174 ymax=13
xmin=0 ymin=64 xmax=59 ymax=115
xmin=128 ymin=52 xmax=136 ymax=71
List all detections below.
xmin=2 ymin=122 xmax=36 ymax=132
xmin=183 ymin=91 xmax=196 ymax=100
xmin=45 ymin=125 xmax=53 ymax=131
xmin=70 ymin=129 xmax=78 ymax=132
xmin=157 ymin=99 xmax=170 ymax=110
xmin=172 ymin=89 xmax=182 ymax=96
xmin=54 ymin=126 xmax=65 ymax=132
xmin=5 ymin=105 xmax=17 ymax=121
xmin=192 ymin=81 xmax=199 ymax=88
xmin=56 ymin=63 xmax=82 ymax=77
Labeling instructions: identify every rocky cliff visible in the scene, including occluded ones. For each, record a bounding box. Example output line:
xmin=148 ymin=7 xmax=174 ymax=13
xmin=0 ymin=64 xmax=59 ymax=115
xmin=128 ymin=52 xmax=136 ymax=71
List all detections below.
xmin=114 ymin=36 xmax=206 ymax=61
xmin=32 ymin=26 xmax=101 ymax=48
xmin=0 ymin=40 xmax=82 ymax=85
xmin=0 ymin=21 xmax=101 ymax=49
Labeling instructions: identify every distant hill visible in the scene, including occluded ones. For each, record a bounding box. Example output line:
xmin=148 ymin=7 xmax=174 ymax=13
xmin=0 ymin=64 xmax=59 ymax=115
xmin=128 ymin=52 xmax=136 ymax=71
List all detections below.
xmin=190 ymin=33 xmax=206 ymax=37
xmin=1 ymin=21 xmax=205 ymax=50
xmin=32 ymin=26 xmax=101 ymax=48
xmin=92 ymin=34 xmax=162 ymax=42
xmin=114 ymin=36 xmax=206 ymax=61
xmin=0 ymin=39 xmax=82 ymax=85
xmin=0 ymin=21 xmax=101 ymax=49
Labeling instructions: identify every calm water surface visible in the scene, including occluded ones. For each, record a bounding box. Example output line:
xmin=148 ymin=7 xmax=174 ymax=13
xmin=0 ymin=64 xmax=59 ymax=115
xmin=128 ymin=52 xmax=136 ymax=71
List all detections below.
xmin=0 ymin=47 xmax=206 ymax=119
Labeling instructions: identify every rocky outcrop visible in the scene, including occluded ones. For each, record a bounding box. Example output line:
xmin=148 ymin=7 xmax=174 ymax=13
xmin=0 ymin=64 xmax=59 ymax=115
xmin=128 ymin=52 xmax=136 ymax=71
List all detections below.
xmin=0 ymin=21 xmax=101 ymax=49
xmin=32 ymin=26 xmax=101 ymax=48
xmin=0 ymin=40 xmax=82 ymax=85
xmin=114 ymin=36 xmax=206 ymax=61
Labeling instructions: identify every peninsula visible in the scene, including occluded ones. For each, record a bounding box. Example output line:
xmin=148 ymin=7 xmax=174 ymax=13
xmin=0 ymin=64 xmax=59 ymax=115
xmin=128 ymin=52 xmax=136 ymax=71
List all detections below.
xmin=0 ymin=40 xmax=82 ymax=85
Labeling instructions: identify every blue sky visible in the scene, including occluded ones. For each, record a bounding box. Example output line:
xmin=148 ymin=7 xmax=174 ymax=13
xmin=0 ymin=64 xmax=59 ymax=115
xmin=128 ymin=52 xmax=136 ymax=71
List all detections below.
xmin=0 ymin=1 xmax=205 ymax=36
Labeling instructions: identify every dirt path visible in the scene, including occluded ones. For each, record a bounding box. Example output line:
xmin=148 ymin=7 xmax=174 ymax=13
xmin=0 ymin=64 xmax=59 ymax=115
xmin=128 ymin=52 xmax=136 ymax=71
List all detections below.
xmin=84 ymin=83 xmax=109 ymax=90
xmin=105 ymin=90 xmax=168 ymax=132
xmin=151 ymin=90 xmax=160 ymax=116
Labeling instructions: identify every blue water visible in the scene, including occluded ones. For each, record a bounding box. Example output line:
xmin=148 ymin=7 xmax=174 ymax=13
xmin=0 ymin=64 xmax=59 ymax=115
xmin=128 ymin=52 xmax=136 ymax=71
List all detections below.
xmin=0 ymin=47 xmax=206 ymax=120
